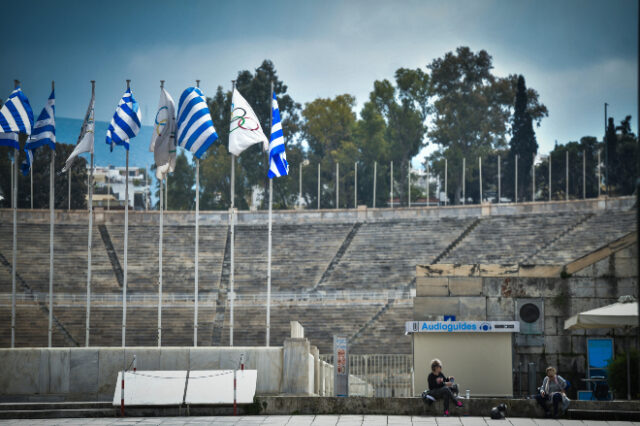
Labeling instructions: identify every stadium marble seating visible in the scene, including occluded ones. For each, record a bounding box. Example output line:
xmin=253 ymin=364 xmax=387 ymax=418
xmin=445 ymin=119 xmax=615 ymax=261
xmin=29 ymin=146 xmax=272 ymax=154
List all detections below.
xmin=529 ymin=210 xmax=637 ymax=265
xmin=0 ymin=206 xmax=636 ymax=352
xmin=106 ymin=225 xmax=227 ymax=294
xmin=224 ymin=223 xmax=353 ymax=294
xmin=441 ymin=212 xmax=590 ymax=264
xmin=217 ymin=303 xmax=387 ymax=353
xmin=317 ymin=218 xmax=473 ymax=291
xmin=349 ymin=300 xmax=413 ymax=355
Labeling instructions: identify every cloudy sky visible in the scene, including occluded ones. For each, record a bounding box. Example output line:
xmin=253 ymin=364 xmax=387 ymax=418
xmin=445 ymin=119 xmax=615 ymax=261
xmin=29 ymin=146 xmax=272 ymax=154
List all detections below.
xmin=1 ymin=0 xmax=637 ymax=160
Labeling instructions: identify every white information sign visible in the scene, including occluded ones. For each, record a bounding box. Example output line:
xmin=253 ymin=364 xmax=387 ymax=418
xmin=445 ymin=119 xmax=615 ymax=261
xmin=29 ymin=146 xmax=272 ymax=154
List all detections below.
xmin=405 ymin=321 xmax=520 ymax=334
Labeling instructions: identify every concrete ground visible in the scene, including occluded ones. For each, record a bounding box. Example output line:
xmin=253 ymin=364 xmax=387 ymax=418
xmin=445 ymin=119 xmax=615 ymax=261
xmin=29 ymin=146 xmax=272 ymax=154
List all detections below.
xmin=0 ymin=416 xmax=639 ymax=425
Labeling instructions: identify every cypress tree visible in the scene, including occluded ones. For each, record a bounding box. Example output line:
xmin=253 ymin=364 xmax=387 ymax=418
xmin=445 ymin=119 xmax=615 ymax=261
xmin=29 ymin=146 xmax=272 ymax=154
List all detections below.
xmin=508 ymin=75 xmax=538 ymax=201
xmin=605 ymin=117 xmax=618 ymax=189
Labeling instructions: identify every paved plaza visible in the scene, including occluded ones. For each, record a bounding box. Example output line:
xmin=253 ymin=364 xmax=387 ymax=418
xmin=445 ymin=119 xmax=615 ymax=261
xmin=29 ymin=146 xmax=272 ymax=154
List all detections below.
xmin=0 ymin=416 xmax=639 ymax=425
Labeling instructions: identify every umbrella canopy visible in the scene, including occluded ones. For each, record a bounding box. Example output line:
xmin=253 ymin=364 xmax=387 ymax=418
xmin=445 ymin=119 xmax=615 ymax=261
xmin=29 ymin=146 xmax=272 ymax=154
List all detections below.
xmin=564 ymin=296 xmax=638 ymax=330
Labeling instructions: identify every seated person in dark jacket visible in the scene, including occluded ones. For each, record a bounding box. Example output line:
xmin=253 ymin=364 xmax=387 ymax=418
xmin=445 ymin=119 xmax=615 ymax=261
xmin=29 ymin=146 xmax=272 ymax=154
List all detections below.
xmin=427 ymin=358 xmax=463 ymax=416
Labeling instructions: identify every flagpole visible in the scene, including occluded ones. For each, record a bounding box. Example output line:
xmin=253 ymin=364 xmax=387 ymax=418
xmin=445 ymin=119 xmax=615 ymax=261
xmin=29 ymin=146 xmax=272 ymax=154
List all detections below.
xmin=390 ymin=160 xmax=393 ymax=208
xmin=317 ymin=163 xmax=320 ymax=210
xmin=68 ymin=169 xmax=71 ymax=210
xmin=229 ymin=79 xmax=236 ymax=347
xmin=158 ymin=177 xmax=163 ymax=347
xmin=373 ymin=161 xmax=377 ymax=208
xmin=165 ymin=175 xmax=168 ymax=210
xmin=193 ymin=80 xmax=201 ymax=347
xmin=47 ymin=136 xmax=54 ymax=348
xmin=122 ymin=79 xmax=130 ymax=348
xmin=266 ymin=81 xmax=274 ymax=347
xmin=158 ymin=80 xmax=165 ymax=348
xmin=408 ymin=162 xmax=411 ymax=208
xmin=30 ymin=166 xmax=33 ymax=209
xmin=85 ymin=80 xmax=94 ymax=346
xmin=354 ymin=162 xmax=358 ymax=208
xmin=10 ymin=79 xmax=20 ymax=348
xmin=48 ymin=81 xmax=56 ymax=348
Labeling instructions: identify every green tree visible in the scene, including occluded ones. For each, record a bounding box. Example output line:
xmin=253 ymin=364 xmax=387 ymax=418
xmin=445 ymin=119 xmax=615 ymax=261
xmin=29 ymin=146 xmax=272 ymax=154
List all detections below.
xmin=605 ymin=117 xmax=618 ymax=191
xmin=535 ymin=137 xmax=601 ymax=201
xmin=301 ymin=94 xmax=358 ymax=208
xmin=202 ymin=60 xmax=301 ymax=210
xmin=614 ymin=115 xmax=637 ymax=195
xmin=365 ymin=68 xmax=430 ymax=205
xmin=0 ymin=143 xmax=87 ymax=209
xmin=354 ymin=102 xmax=389 ymax=207
xmin=507 ymin=75 xmax=538 ymax=201
xmin=427 ymin=47 xmax=547 ymax=204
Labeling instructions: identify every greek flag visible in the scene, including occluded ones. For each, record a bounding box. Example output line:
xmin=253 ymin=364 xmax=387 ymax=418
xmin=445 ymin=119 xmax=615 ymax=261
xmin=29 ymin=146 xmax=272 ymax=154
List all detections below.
xmin=105 ymin=87 xmax=141 ymax=151
xmin=0 ymin=132 xmax=18 ymax=149
xmin=176 ymin=87 xmax=218 ymax=159
xmin=268 ymin=92 xmax=288 ymax=178
xmin=21 ymin=89 xmax=55 ymax=175
xmin=0 ymin=87 xmax=34 ymax=148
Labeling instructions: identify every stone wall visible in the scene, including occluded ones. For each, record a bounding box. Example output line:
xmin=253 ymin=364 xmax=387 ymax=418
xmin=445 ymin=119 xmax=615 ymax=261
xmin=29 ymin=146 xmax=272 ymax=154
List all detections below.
xmin=0 ymin=196 xmax=633 ymax=226
xmin=0 ymin=339 xmax=321 ymax=402
xmin=413 ymin=240 xmax=638 ymax=398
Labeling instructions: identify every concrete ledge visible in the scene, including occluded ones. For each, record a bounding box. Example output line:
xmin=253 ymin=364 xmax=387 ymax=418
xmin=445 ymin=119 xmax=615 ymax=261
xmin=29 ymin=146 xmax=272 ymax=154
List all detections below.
xmin=1 ymin=398 xmax=639 ymax=420
xmin=255 ymin=397 xmax=639 ymax=419
xmin=0 ymin=196 xmax=633 ymax=226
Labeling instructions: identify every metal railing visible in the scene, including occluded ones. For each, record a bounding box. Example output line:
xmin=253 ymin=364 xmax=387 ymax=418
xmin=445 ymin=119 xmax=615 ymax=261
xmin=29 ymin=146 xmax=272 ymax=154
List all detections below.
xmin=321 ymin=354 xmax=413 ymax=397
xmin=0 ymin=290 xmax=414 ymax=307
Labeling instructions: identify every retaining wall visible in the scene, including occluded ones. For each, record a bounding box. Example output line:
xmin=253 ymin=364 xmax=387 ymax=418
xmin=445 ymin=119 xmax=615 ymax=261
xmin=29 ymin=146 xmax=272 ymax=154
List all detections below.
xmin=0 ymin=196 xmax=633 ymax=226
xmin=0 ymin=340 xmax=319 ymax=402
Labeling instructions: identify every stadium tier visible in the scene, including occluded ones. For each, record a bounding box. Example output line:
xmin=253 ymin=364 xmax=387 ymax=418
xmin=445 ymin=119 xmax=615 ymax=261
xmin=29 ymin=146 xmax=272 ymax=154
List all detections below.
xmin=0 ymin=202 xmax=635 ymax=353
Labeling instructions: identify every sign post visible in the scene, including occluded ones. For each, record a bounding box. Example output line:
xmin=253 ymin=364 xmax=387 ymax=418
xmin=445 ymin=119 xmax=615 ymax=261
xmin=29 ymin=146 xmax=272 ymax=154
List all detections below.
xmin=333 ymin=335 xmax=349 ymax=397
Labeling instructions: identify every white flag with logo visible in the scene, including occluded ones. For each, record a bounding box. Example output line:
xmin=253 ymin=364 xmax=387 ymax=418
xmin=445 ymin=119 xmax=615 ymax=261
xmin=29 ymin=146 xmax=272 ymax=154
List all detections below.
xmin=62 ymin=92 xmax=94 ymax=173
xmin=149 ymin=87 xmax=177 ymax=179
xmin=228 ymin=88 xmax=268 ymax=156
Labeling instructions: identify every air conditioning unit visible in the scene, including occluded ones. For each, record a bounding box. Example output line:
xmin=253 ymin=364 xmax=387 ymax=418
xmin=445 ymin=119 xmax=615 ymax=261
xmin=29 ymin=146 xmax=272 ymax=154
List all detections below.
xmin=516 ymin=298 xmax=544 ymax=346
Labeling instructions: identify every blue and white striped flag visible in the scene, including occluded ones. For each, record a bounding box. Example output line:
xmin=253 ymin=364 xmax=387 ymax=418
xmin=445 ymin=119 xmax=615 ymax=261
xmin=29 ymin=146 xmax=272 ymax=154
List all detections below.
xmin=0 ymin=87 xmax=34 ymax=149
xmin=21 ymin=89 xmax=55 ymax=175
xmin=176 ymin=87 xmax=218 ymax=159
xmin=105 ymin=87 xmax=141 ymax=151
xmin=268 ymin=92 xmax=288 ymax=178
xmin=0 ymin=132 xmax=19 ymax=149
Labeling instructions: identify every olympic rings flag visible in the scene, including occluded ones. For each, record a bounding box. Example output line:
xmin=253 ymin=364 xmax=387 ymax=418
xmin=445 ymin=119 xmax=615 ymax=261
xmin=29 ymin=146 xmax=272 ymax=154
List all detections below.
xmin=176 ymin=87 xmax=218 ymax=159
xmin=150 ymin=87 xmax=177 ymax=179
xmin=228 ymin=87 xmax=268 ymax=156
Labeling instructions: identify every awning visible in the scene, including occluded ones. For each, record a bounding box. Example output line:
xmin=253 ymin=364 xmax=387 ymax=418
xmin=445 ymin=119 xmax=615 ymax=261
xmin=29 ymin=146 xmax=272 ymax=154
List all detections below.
xmin=564 ymin=296 xmax=638 ymax=330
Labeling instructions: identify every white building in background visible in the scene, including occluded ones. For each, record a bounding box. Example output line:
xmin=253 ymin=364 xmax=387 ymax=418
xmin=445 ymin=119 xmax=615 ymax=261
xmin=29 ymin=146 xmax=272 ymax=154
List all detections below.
xmin=89 ymin=165 xmax=151 ymax=209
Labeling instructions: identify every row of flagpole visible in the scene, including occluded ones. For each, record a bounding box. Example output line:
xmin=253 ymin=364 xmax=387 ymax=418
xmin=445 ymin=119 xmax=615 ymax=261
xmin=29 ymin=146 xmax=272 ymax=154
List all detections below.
xmin=2 ymin=76 xmax=286 ymax=348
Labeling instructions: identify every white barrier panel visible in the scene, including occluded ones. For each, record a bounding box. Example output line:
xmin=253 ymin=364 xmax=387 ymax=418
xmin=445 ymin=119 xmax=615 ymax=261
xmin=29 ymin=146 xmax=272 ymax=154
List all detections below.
xmin=186 ymin=370 xmax=257 ymax=404
xmin=112 ymin=371 xmax=186 ymax=406
xmin=112 ymin=370 xmax=258 ymax=406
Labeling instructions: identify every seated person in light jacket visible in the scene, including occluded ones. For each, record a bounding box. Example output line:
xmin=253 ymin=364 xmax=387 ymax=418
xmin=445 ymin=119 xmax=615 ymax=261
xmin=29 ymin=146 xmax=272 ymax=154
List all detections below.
xmin=427 ymin=358 xmax=463 ymax=417
xmin=535 ymin=366 xmax=570 ymax=418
